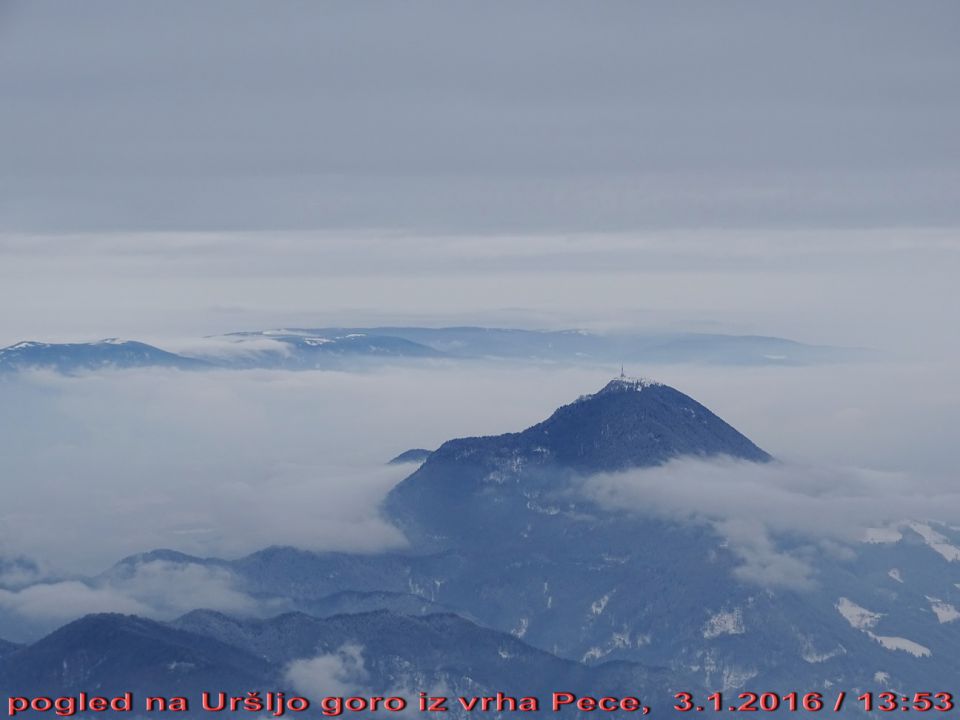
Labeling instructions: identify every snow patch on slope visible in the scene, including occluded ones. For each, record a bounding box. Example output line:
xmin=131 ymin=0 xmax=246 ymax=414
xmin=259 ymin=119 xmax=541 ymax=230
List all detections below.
xmin=703 ymin=608 xmax=745 ymax=639
xmin=871 ymin=635 xmax=931 ymax=657
xmin=926 ymin=597 xmax=960 ymax=623
xmin=511 ymin=617 xmax=529 ymax=639
xmin=800 ymin=638 xmax=845 ymax=664
xmin=909 ymin=523 xmax=960 ymax=561
xmin=590 ymin=593 xmax=611 ymax=616
xmin=836 ymin=598 xmax=881 ymax=630
xmin=836 ymin=598 xmax=931 ymax=657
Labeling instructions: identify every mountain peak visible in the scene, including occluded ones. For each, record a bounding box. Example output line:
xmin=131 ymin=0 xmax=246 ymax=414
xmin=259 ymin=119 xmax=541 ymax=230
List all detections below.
xmin=401 ymin=377 xmax=770 ymax=478
xmin=385 ymin=378 xmax=771 ymax=544
xmin=590 ymin=375 xmax=660 ymax=398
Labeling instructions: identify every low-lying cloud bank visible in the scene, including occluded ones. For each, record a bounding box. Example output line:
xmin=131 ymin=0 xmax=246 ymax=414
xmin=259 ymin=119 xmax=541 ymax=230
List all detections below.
xmin=583 ymin=457 xmax=960 ymax=589
xmin=0 ymin=364 xmax=608 ymax=574
xmin=0 ymin=356 xmax=957 ymax=633
xmin=0 ymin=558 xmax=279 ymax=642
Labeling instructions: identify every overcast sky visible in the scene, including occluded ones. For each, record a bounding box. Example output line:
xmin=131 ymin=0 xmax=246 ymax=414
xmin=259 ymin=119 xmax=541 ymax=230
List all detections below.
xmin=1 ymin=0 xmax=958 ymax=232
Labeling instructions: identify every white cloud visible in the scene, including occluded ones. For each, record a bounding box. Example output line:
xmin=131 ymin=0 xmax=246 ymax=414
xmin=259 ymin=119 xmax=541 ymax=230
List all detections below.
xmin=0 ymin=581 xmax=148 ymax=622
xmin=0 ymin=558 xmax=280 ymax=641
xmin=0 ymin=364 xmax=606 ymax=573
xmin=582 ymin=456 xmax=960 ymax=589
xmin=285 ymin=644 xmax=369 ymax=698
xmin=106 ymin=560 xmax=264 ymax=617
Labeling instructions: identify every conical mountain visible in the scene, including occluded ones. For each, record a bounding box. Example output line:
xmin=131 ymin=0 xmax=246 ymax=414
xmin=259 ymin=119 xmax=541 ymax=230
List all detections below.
xmin=385 ymin=376 xmax=769 ymax=544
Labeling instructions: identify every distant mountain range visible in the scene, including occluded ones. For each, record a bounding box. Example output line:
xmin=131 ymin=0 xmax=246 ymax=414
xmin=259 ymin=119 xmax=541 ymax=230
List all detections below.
xmin=3 ymin=376 xmax=951 ymax=715
xmin=0 ymin=613 xmax=272 ymax=700
xmin=0 ymin=339 xmax=209 ymax=373
xmin=0 ymin=327 xmax=872 ymax=373
xmin=0 ymin=610 xmax=672 ymax=713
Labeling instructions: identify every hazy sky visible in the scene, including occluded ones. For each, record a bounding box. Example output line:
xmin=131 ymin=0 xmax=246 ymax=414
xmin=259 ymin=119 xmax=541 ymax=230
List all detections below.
xmin=1 ymin=231 xmax=957 ymax=356
xmin=1 ymin=0 xmax=958 ymax=232
xmin=1 ymin=2 xmax=958 ymax=350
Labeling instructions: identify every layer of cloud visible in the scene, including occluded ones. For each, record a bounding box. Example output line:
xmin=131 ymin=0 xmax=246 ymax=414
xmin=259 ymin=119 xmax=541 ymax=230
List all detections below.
xmin=3 ymin=356 xmax=958 ymax=575
xmin=104 ymin=560 xmax=265 ymax=617
xmin=0 ymin=364 xmax=609 ymax=574
xmin=1 ymin=231 xmax=958 ymax=355
xmin=0 ymin=351 xmax=957 ymax=629
xmin=0 ymin=581 xmax=148 ymax=623
xmin=583 ymin=457 xmax=960 ymax=589
xmin=0 ymin=557 xmax=283 ymax=641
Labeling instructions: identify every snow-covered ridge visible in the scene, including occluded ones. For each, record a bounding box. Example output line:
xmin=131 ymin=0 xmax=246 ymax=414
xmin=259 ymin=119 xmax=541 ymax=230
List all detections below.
xmin=580 ymin=376 xmax=661 ymax=401
xmin=3 ymin=339 xmax=132 ymax=352
xmin=5 ymin=341 xmax=47 ymax=351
